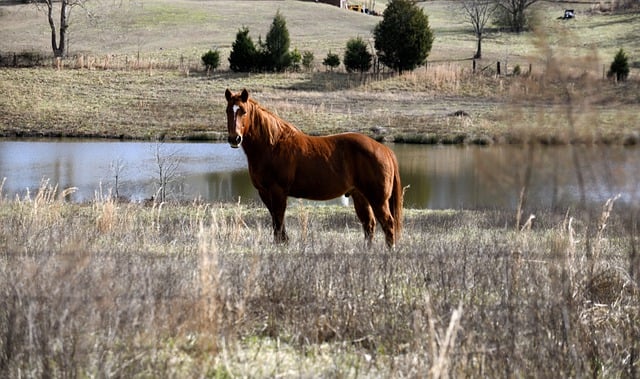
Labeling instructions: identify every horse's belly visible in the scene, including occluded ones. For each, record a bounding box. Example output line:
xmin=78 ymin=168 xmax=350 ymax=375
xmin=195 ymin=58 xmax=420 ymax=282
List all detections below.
xmin=288 ymin=180 xmax=348 ymax=201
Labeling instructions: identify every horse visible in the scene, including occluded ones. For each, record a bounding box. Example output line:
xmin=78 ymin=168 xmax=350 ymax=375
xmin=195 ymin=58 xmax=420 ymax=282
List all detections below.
xmin=225 ymin=88 xmax=403 ymax=247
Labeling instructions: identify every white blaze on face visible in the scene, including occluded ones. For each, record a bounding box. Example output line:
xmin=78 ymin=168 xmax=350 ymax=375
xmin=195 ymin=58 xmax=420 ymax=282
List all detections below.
xmin=232 ymin=105 xmax=240 ymax=118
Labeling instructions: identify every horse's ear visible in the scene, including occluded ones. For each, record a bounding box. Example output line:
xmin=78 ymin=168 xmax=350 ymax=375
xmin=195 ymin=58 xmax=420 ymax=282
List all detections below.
xmin=225 ymin=88 xmax=232 ymax=102
xmin=241 ymin=88 xmax=249 ymax=103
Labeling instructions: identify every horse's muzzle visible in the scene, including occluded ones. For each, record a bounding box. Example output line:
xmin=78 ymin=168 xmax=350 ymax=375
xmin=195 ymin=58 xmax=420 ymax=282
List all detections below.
xmin=228 ymin=135 xmax=242 ymax=148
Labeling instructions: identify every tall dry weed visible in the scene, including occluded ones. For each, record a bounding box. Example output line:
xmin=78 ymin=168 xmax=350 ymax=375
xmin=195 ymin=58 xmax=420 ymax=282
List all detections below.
xmin=425 ymin=296 xmax=464 ymax=379
xmin=94 ymin=189 xmax=118 ymax=234
xmin=197 ymin=218 xmax=223 ymax=354
xmin=399 ymin=62 xmax=468 ymax=93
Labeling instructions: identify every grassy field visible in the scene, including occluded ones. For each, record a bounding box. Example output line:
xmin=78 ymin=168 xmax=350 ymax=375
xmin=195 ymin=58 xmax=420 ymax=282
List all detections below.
xmin=0 ymin=183 xmax=638 ymax=377
xmin=1 ymin=1 xmax=640 ymax=377
xmin=0 ymin=0 xmax=639 ymax=143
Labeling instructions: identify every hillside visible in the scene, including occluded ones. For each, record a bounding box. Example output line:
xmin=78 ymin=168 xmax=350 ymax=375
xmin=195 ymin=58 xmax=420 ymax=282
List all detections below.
xmin=0 ymin=0 xmax=638 ymax=144
xmin=0 ymin=0 xmax=382 ymax=69
xmin=1 ymin=0 xmax=637 ymax=70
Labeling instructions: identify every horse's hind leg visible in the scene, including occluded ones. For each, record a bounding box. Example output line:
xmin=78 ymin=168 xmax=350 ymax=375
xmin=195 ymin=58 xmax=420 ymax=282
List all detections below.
xmin=372 ymin=202 xmax=396 ymax=248
xmin=351 ymin=191 xmax=375 ymax=246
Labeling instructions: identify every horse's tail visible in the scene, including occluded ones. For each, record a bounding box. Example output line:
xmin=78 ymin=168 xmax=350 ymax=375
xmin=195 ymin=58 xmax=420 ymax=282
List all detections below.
xmin=390 ymin=156 xmax=403 ymax=240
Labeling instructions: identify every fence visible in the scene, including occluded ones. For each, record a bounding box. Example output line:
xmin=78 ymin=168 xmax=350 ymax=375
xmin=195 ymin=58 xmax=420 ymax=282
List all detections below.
xmin=2 ymin=51 xmax=635 ymax=82
xmin=0 ymin=51 xmax=204 ymax=72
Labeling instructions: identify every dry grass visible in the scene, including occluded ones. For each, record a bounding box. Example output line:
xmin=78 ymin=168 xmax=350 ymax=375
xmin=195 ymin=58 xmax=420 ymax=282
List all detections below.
xmin=0 ymin=65 xmax=638 ymax=144
xmin=1 ymin=2 xmax=639 ymax=376
xmin=0 ymin=182 xmax=639 ymax=377
xmin=1 ymin=0 xmax=639 ymax=144
xmin=0 ymin=0 xmax=383 ymax=68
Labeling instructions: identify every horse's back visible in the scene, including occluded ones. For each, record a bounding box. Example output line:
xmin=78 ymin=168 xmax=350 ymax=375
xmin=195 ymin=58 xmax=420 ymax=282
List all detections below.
xmin=322 ymin=132 xmax=394 ymax=160
xmin=330 ymin=133 xmax=397 ymax=171
xmin=283 ymin=132 xmax=395 ymax=200
xmin=321 ymin=132 xmax=398 ymax=189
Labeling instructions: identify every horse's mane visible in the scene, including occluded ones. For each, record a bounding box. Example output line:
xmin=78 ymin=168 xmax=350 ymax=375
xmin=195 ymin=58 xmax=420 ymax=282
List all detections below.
xmin=247 ymin=98 xmax=301 ymax=145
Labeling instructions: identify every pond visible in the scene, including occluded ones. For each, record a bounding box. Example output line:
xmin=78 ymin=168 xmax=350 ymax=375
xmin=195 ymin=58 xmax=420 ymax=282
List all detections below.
xmin=0 ymin=140 xmax=638 ymax=210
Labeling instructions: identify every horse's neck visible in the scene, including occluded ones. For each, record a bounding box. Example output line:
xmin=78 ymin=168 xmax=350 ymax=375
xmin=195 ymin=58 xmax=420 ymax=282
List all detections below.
xmin=242 ymin=104 xmax=302 ymax=164
xmin=249 ymin=103 xmax=301 ymax=143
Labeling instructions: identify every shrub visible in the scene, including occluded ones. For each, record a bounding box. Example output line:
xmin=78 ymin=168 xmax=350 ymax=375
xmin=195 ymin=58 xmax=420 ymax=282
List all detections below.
xmin=374 ymin=0 xmax=434 ymax=73
xmin=512 ymin=64 xmax=521 ymax=76
xmin=343 ymin=37 xmax=372 ymax=73
xmin=229 ymin=26 xmax=258 ymax=72
xmin=201 ymin=49 xmax=220 ymax=72
xmin=262 ymin=10 xmax=292 ymax=72
xmin=607 ymin=48 xmax=630 ymax=82
xmin=302 ymin=50 xmax=315 ymax=71
xmin=323 ymin=51 xmax=340 ymax=71
xmin=290 ymin=48 xmax=302 ymax=71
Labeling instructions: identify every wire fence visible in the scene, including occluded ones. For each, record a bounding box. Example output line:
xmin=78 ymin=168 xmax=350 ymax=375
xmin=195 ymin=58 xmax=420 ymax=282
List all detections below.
xmin=0 ymin=51 xmax=204 ymax=72
xmin=2 ymin=50 xmax=636 ymax=83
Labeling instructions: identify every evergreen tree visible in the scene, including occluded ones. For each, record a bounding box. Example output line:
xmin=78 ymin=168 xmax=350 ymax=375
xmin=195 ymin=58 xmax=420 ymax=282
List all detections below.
xmin=228 ymin=26 xmax=258 ymax=72
xmin=201 ymin=49 xmax=220 ymax=72
xmin=263 ymin=10 xmax=292 ymax=72
xmin=608 ymin=48 xmax=630 ymax=82
xmin=344 ymin=37 xmax=372 ymax=73
xmin=290 ymin=48 xmax=302 ymax=71
xmin=302 ymin=50 xmax=315 ymax=71
xmin=373 ymin=0 xmax=434 ymax=74
xmin=323 ymin=51 xmax=340 ymax=71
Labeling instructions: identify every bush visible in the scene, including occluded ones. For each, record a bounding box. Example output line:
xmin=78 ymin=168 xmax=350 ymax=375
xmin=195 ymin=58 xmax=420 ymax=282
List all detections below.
xmin=302 ymin=50 xmax=315 ymax=71
xmin=512 ymin=64 xmax=521 ymax=76
xmin=201 ymin=49 xmax=220 ymax=72
xmin=323 ymin=51 xmax=340 ymax=71
xmin=290 ymin=48 xmax=302 ymax=71
xmin=228 ymin=27 xmax=258 ymax=72
xmin=607 ymin=48 xmax=630 ymax=82
xmin=262 ymin=11 xmax=292 ymax=72
xmin=343 ymin=37 xmax=372 ymax=73
xmin=374 ymin=0 xmax=434 ymax=73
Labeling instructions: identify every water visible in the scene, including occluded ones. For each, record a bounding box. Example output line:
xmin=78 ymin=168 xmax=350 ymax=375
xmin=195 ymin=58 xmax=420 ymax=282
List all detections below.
xmin=0 ymin=140 xmax=638 ymax=209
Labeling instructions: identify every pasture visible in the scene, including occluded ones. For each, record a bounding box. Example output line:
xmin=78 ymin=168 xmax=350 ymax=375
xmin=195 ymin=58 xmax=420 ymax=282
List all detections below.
xmin=0 ymin=0 xmax=639 ymax=143
xmin=1 ymin=0 xmax=640 ymax=376
xmin=0 ymin=186 xmax=638 ymax=377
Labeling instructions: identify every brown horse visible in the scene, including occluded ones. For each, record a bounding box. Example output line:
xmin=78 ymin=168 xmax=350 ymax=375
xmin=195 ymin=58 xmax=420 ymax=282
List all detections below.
xmin=225 ymin=88 xmax=403 ymax=247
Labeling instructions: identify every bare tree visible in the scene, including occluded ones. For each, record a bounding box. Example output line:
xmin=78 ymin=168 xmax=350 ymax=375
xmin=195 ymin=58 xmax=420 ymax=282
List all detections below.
xmin=152 ymin=142 xmax=182 ymax=204
xmin=461 ymin=0 xmax=496 ymax=59
xmin=28 ymin=0 xmax=93 ymax=58
xmin=109 ymin=157 xmax=125 ymax=200
xmin=494 ymin=0 xmax=540 ymax=33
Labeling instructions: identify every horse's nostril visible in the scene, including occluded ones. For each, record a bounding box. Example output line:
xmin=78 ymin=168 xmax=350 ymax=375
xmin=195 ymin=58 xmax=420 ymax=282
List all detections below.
xmin=228 ymin=135 xmax=243 ymax=147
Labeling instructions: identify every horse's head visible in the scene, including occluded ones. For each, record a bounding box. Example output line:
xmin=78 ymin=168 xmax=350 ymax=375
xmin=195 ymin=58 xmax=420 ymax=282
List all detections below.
xmin=225 ymin=88 xmax=250 ymax=148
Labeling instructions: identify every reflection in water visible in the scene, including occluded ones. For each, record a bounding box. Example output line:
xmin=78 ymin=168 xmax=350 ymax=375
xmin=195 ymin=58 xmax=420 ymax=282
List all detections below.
xmin=398 ymin=144 xmax=640 ymax=209
xmin=0 ymin=140 xmax=638 ymax=210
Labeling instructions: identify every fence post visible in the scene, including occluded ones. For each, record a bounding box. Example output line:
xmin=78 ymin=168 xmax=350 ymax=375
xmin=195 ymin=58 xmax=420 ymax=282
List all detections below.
xmin=497 ymin=61 xmax=501 ymax=75
xmin=473 ymin=59 xmax=476 ymax=73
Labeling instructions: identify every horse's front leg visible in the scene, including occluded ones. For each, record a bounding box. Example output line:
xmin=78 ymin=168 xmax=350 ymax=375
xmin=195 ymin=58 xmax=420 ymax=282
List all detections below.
xmin=258 ymin=189 xmax=289 ymax=244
